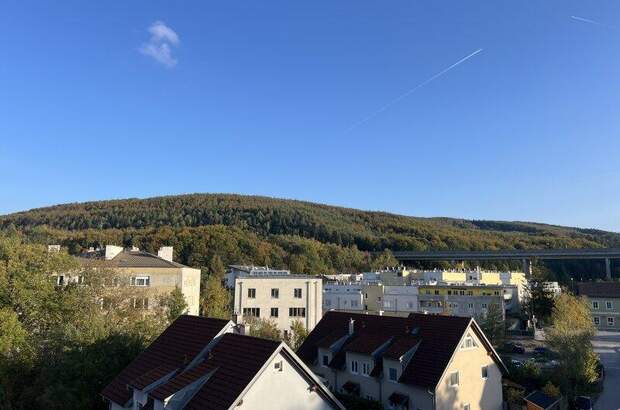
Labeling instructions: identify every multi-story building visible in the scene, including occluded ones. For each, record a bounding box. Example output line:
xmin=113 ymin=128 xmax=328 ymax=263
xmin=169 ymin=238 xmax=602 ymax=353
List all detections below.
xmin=323 ymin=283 xmax=364 ymax=312
xmin=381 ymin=285 xmax=419 ymax=315
xmin=64 ymin=245 xmax=201 ymax=315
xmin=297 ymin=311 xmax=507 ymax=410
xmin=234 ymin=275 xmax=323 ymax=334
xmin=102 ymin=315 xmax=344 ymax=410
xmin=577 ymin=282 xmax=620 ymax=331
xmin=418 ymin=284 xmax=507 ymax=319
xmin=226 ymin=264 xmax=291 ymax=288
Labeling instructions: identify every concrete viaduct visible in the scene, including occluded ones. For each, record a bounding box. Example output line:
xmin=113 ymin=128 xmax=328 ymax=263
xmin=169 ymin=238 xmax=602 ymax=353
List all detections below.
xmin=391 ymin=248 xmax=620 ymax=279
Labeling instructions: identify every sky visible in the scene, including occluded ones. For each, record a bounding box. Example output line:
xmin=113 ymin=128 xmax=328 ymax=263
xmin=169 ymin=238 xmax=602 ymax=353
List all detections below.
xmin=1 ymin=1 xmax=619 ymax=232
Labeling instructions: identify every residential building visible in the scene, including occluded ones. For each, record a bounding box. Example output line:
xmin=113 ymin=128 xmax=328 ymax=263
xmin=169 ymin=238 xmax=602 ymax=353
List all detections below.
xmin=61 ymin=245 xmax=201 ymax=315
xmin=297 ymin=311 xmax=507 ymax=410
xmin=323 ymin=283 xmax=364 ymax=312
xmin=381 ymin=285 xmax=419 ymax=315
xmin=234 ymin=275 xmax=323 ymax=333
xmin=101 ymin=315 xmax=343 ymax=410
xmin=577 ymin=282 xmax=620 ymax=331
xmin=418 ymin=284 xmax=506 ymax=319
xmin=226 ymin=265 xmax=290 ymax=288
xmin=362 ymin=267 xmax=412 ymax=286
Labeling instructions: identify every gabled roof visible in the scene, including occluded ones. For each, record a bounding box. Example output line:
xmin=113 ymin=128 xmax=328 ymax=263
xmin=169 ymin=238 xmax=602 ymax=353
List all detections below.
xmin=577 ymin=281 xmax=620 ymax=298
xmin=297 ymin=311 xmax=505 ymax=390
xmin=104 ymin=317 xmax=344 ymax=410
xmin=78 ymin=249 xmax=188 ymax=268
xmin=101 ymin=315 xmax=231 ymax=406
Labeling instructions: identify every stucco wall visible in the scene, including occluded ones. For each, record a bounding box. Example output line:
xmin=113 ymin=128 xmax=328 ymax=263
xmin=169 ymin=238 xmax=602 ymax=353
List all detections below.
xmin=235 ymin=277 xmax=323 ymax=332
xmin=435 ymin=328 xmax=502 ymax=410
xmin=240 ymin=351 xmax=337 ymax=410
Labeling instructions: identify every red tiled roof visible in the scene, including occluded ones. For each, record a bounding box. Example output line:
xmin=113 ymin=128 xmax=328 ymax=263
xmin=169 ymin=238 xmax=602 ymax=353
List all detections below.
xmin=184 ymin=333 xmax=280 ymax=410
xmin=399 ymin=313 xmax=472 ymax=388
xmin=297 ymin=311 xmax=476 ymax=389
xmin=382 ymin=335 xmax=421 ymax=360
xmin=577 ymin=282 xmax=620 ymax=298
xmin=343 ymin=333 xmax=392 ymax=355
xmin=101 ymin=315 xmax=230 ymax=406
xmin=128 ymin=363 xmax=178 ymax=390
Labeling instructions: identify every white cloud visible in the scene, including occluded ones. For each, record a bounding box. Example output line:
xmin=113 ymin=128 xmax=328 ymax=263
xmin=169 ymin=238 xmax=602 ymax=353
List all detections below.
xmin=140 ymin=21 xmax=180 ymax=68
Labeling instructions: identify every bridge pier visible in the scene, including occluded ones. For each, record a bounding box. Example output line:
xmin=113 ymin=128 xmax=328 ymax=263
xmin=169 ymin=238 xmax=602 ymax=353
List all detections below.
xmin=522 ymin=259 xmax=532 ymax=277
xmin=605 ymin=258 xmax=612 ymax=280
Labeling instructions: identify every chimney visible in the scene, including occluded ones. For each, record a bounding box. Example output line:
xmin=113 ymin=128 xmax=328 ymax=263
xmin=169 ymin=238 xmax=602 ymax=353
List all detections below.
xmin=47 ymin=245 xmax=61 ymax=253
xmin=158 ymin=246 xmax=174 ymax=262
xmin=105 ymin=245 xmax=123 ymax=260
xmin=348 ymin=318 xmax=355 ymax=335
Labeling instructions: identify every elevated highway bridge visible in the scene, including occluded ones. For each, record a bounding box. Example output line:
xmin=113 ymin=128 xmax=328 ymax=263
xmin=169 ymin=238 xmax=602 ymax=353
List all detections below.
xmin=391 ymin=248 xmax=620 ymax=279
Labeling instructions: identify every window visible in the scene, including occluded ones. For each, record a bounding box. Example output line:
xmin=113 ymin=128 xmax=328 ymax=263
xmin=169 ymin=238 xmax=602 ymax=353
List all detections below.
xmin=593 ymin=301 xmax=599 ymax=310
xmin=608 ymin=317 xmax=615 ymax=327
xmin=362 ymin=362 xmax=370 ymax=375
xmin=481 ymin=366 xmax=488 ymax=379
xmin=461 ymin=334 xmax=478 ymax=349
xmin=325 ymin=299 xmax=331 ymax=307
xmin=243 ymin=307 xmax=260 ymax=318
xmin=365 ymin=395 xmax=374 ymax=401
xmin=449 ymin=371 xmax=459 ymax=387
xmin=494 ymin=291 xmax=500 ymax=296
xmin=594 ymin=316 xmax=600 ymax=325
xmin=271 ymin=288 xmax=279 ymax=298
xmin=350 ymin=360 xmax=359 ymax=373
xmin=468 ymin=303 xmax=474 ymax=310
xmin=481 ymin=303 xmax=488 ymax=309
xmin=407 ymin=301 xmax=414 ymax=309
xmin=606 ymin=301 xmax=613 ymax=310
xmin=270 ymin=308 xmax=279 ymax=318
xmin=132 ymin=297 xmax=149 ymax=309
xmin=130 ymin=276 xmax=150 ymax=287
xmin=289 ymin=307 xmax=306 ymax=317
xmin=351 ymin=300 xmax=359 ymax=308
xmin=384 ymin=300 xmax=392 ymax=308
xmin=248 ymin=288 xmax=256 ymax=298
xmin=322 ymin=355 xmax=329 ymax=366
xmin=467 ymin=290 xmax=473 ymax=296
xmin=388 ymin=367 xmax=398 ymax=381
xmin=447 ymin=290 xmax=452 ymax=295
xmin=294 ymin=288 xmax=302 ymax=298
xmin=56 ymin=275 xmax=65 ymax=286
xmin=434 ymin=290 xmax=439 ymax=295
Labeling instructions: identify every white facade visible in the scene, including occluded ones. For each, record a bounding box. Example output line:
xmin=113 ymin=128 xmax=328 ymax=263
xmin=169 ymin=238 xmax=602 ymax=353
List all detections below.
xmin=234 ymin=276 xmax=323 ymax=333
xmin=323 ymin=283 xmax=364 ymax=312
xmin=381 ymin=285 xmax=419 ymax=313
xmin=226 ymin=265 xmax=291 ymax=288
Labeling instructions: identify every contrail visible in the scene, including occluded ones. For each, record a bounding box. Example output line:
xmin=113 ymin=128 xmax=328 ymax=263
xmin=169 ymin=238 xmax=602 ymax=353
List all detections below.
xmin=571 ymin=15 xmax=613 ymax=28
xmin=344 ymin=48 xmax=483 ymax=133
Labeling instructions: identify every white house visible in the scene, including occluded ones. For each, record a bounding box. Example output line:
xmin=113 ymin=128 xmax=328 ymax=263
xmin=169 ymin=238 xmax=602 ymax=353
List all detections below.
xmin=101 ymin=315 xmax=344 ymax=410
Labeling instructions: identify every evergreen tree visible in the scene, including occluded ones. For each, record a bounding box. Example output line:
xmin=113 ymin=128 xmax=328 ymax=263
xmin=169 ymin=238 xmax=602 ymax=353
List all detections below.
xmin=478 ymin=303 xmax=505 ymax=347
xmin=159 ymin=287 xmax=188 ymax=323
xmin=201 ymin=275 xmax=231 ymax=319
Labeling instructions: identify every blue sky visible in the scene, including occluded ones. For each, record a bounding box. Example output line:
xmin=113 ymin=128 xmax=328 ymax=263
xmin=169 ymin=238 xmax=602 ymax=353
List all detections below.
xmin=1 ymin=0 xmax=619 ymax=232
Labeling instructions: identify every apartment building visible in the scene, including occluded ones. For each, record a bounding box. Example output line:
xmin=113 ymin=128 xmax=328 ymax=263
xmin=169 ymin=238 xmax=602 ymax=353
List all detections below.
xmin=577 ymin=282 xmax=620 ymax=331
xmin=234 ymin=275 xmax=323 ymax=333
xmin=297 ymin=311 xmax=507 ymax=410
xmin=102 ymin=315 xmax=343 ymax=410
xmin=226 ymin=264 xmax=290 ymax=288
xmin=418 ymin=284 xmax=507 ymax=319
xmin=381 ymin=285 xmax=419 ymax=315
xmin=323 ymin=283 xmax=364 ymax=312
xmin=61 ymin=245 xmax=201 ymax=315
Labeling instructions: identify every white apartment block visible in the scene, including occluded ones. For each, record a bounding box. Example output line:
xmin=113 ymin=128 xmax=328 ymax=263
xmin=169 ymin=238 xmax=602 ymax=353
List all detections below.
xmin=381 ymin=285 xmax=419 ymax=314
xmin=323 ymin=283 xmax=364 ymax=312
xmin=226 ymin=265 xmax=291 ymax=288
xmin=234 ymin=275 xmax=323 ymax=334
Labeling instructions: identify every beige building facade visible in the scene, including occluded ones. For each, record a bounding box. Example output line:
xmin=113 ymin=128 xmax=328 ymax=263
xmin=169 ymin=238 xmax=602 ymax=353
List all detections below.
xmin=70 ymin=245 xmax=201 ymax=315
xmin=234 ymin=275 xmax=323 ymax=333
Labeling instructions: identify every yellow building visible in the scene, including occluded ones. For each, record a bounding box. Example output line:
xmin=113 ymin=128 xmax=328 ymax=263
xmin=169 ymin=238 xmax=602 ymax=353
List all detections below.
xmin=68 ymin=245 xmax=201 ymax=315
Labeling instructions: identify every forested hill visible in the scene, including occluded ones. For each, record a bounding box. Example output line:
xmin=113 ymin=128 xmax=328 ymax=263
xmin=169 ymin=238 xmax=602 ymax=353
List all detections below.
xmin=2 ymin=194 xmax=619 ymax=279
